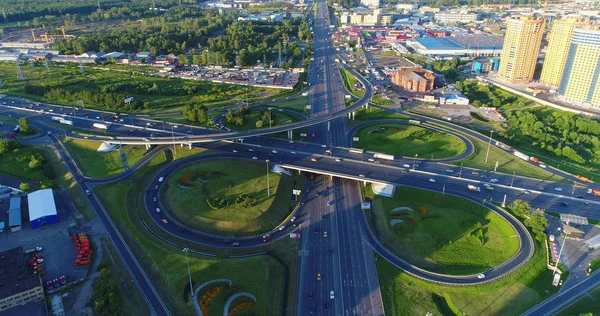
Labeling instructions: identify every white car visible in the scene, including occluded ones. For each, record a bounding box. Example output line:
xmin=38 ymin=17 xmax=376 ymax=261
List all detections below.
xmin=368 ymin=158 xmax=375 ymax=162
xmin=477 ymin=274 xmax=485 ymax=279
xmin=291 ymin=151 xmax=296 ymax=154
xmin=272 ymin=150 xmax=278 ymax=154
xmin=279 ymin=225 xmax=286 ymax=231
xmin=330 ymin=290 xmax=335 ymax=299
xmin=252 ymin=156 xmax=258 ymax=160
xmin=321 ymin=145 xmax=327 ymax=148
xmin=232 ymin=150 xmax=238 ymax=153
xmin=554 ymin=187 xmax=563 ymax=191
xmin=248 ymin=148 xmax=254 ymax=152
xmin=155 ymin=208 xmax=161 ymax=213
xmin=335 ymin=158 xmax=341 ymax=162
xmin=489 ymin=179 xmax=498 ymax=183
xmin=403 ymin=164 xmax=410 ymax=168
xmin=445 ymin=169 xmax=454 ymax=173
xmin=429 ymin=178 xmax=436 ymax=183
xmin=263 ymin=233 xmax=271 ymax=239
xmin=291 ymin=216 xmax=296 ymax=222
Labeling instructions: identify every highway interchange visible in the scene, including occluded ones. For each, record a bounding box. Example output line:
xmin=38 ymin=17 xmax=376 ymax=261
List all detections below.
xmin=1 ymin=0 xmax=600 ymax=314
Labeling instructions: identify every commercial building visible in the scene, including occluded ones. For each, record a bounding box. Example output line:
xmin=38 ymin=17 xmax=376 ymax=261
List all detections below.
xmin=557 ymin=27 xmax=600 ymax=109
xmin=497 ymin=16 xmax=545 ymax=84
xmin=27 ymin=189 xmax=59 ymax=229
xmin=434 ymin=11 xmax=479 ymax=24
xmin=472 ymin=58 xmax=500 ymax=73
xmin=391 ymin=68 xmax=435 ymax=92
xmin=540 ymin=18 xmax=590 ymax=87
xmin=407 ymin=34 xmax=503 ymax=56
xmin=361 ymin=0 xmax=380 ymax=8
xmin=8 ymin=197 xmax=22 ymax=232
xmin=395 ymin=4 xmax=418 ymax=11
xmin=0 ymin=247 xmax=45 ymax=313
xmin=341 ymin=9 xmax=393 ymax=26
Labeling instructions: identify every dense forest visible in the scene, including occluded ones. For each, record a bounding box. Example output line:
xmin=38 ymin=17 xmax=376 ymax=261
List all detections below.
xmin=53 ymin=9 xmax=312 ymax=67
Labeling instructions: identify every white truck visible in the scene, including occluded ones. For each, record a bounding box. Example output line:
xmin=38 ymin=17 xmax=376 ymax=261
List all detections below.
xmin=59 ymin=119 xmax=73 ymax=126
xmin=374 ymin=153 xmax=394 ymax=161
xmin=467 ymin=185 xmax=481 ymax=192
xmin=51 ymin=116 xmax=62 ymax=121
xmin=93 ymin=123 xmax=108 ymax=130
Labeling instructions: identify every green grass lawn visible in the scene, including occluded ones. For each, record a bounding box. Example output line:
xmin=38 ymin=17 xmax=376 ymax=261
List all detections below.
xmin=95 ymin=149 xmax=289 ymax=315
xmin=455 ymin=134 xmax=564 ymax=181
xmin=355 ymin=123 xmax=466 ymax=159
xmin=339 ymin=68 xmax=365 ymax=98
xmin=372 ymin=94 xmax=395 ymax=106
xmin=164 ymin=159 xmax=302 ymax=236
xmin=377 ymin=204 xmax=560 ymax=316
xmin=0 ymin=145 xmax=51 ymax=183
xmin=271 ymin=96 xmax=309 ymax=113
xmin=223 ymin=110 xmax=300 ymax=132
xmin=348 ymin=107 xmax=409 ymax=127
xmin=366 ymin=185 xmax=519 ymax=275
xmin=62 ymin=138 xmax=148 ymax=178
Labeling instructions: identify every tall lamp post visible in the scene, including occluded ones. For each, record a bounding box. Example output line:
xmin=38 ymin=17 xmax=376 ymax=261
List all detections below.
xmin=183 ymin=248 xmax=193 ymax=298
xmin=266 ymin=159 xmax=270 ymax=197
xmin=171 ymin=124 xmax=177 ymax=155
xmin=412 ymin=154 xmax=418 ymax=170
xmin=268 ymin=107 xmax=273 ymax=128
xmin=485 ymin=130 xmax=494 ymax=164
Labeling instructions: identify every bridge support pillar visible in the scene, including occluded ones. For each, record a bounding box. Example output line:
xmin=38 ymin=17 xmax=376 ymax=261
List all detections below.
xmin=239 ymin=138 xmax=244 ymax=143
xmin=363 ymin=180 xmax=367 ymax=186
xmin=188 ymin=143 xmax=192 ymax=149
xmin=145 ymin=144 xmax=150 ymax=150
xmin=352 ymin=112 xmax=355 ymax=120
xmin=348 ymin=112 xmax=351 ymax=119
xmin=180 ymin=143 xmax=184 ymax=148
xmin=288 ymin=130 xmax=293 ymax=140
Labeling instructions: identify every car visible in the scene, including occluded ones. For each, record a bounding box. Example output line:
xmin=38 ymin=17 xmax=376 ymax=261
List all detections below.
xmin=155 ymin=185 xmax=159 ymax=190
xmin=555 ymin=187 xmax=563 ymax=191
xmin=323 ymin=231 xmax=328 ymax=238
xmin=317 ymin=273 xmax=322 ymax=280
xmin=232 ymin=150 xmax=237 ymax=153
xmin=327 ymin=201 xmax=332 ymax=206
xmin=321 ymin=144 xmax=327 ymax=148
xmin=153 ymin=197 xmax=157 ymax=202
xmin=428 ymin=178 xmax=436 ymax=183
xmin=231 ymin=242 xmax=240 ymax=247
xmin=576 ymin=195 xmax=584 ymax=199
xmin=247 ymin=148 xmax=254 ymax=152
xmin=173 ymin=125 xmax=178 ymax=128
xmin=522 ymin=190 xmax=530 ymax=195
xmin=368 ymin=158 xmax=375 ymax=162
xmin=477 ymin=274 xmax=485 ymax=279
xmin=561 ymin=202 xmax=568 ymax=206
xmin=263 ymin=237 xmax=271 ymax=243
xmin=85 ymin=190 xmax=90 ymax=196
xmin=252 ymin=156 xmax=258 ymax=160
xmin=472 ymin=171 xmax=479 ymax=175
xmin=330 ymin=290 xmax=334 ymax=299
xmin=34 ymin=254 xmax=44 ymax=259
xmin=323 ymin=303 xmax=328 ymax=310
xmin=272 ymin=150 xmax=278 ymax=154
xmin=291 ymin=216 xmax=296 ymax=222
xmin=489 ymin=179 xmax=498 ymax=183
xmin=311 ymin=158 xmax=317 ymax=162
xmin=162 ymin=219 xmax=168 ymax=224
xmin=445 ymin=169 xmax=454 ymax=173
xmin=335 ymin=158 xmax=341 ymax=162
xmin=486 ymin=186 xmax=494 ymax=191
xmin=36 ymin=258 xmax=44 ymax=263
xmin=262 ymin=233 xmax=271 ymax=239
xmin=53 ymin=279 xmax=60 ymax=287
xmin=223 ymin=239 xmax=232 ymax=244
xmin=403 ymin=164 xmax=410 ymax=168
xmin=60 ymin=276 xmax=66 ymax=285
xmin=46 ymin=281 xmax=53 ymax=290
xmin=279 ymin=225 xmax=286 ymax=231
xmin=328 ymin=248 xmax=333 ymax=255
xmin=307 ymin=292 xmax=314 ymax=300
xmin=291 ymin=151 xmax=296 ymax=154
xmin=178 ymin=227 xmax=185 ymax=232
xmin=359 ymin=174 xmax=365 ymax=178
xmin=155 ymin=208 xmax=161 ymax=213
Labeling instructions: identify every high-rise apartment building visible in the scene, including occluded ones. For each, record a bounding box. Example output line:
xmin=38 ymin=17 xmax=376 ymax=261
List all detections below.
xmin=557 ymin=27 xmax=600 ymax=108
xmin=540 ymin=18 xmax=588 ymax=87
xmin=497 ymin=16 xmax=545 ymax=84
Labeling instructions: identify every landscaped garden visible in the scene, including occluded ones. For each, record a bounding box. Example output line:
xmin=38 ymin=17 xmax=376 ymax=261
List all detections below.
xmin=365 ymin=185 xmax=519 ymax=275
xmin=163 ymin=159 xmax=302 ymax=236
xmin=354 ymin=123 xmax=466 ymax=159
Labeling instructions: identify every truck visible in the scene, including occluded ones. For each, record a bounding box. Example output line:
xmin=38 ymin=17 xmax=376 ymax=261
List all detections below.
xmin=374 ymin=153 xmax=394 ymax=161
xmin=494 ymin=141 xmax=512 ymax=152
xmin=530 ymin=157 xmax=539 ymax=163
xmin=408 ymin=120 xmax=421 ymax=125
xmin=51 ymin=116 xmax=62 ymax=121
xmin=588 ymin=189 xmax=600 ymax=196
xmin=577 ymin=175 xmax=593 ymax=183
xmin=467 ymin=185 xmax=481 ymax=192
xmin=349 ymin=148 xmax=364 ymax=154
xmin=24 ymin=247 xmax=42 ymax=254
xmin=93 ymin=123 xmax=108 ymax=130
xmin=59 ymin=119 xmax=73 ymax=126
xmin=289 ymin=233 xmax=301 ymax=239
xmin=511 ymin=150 xmax=530 ymax=162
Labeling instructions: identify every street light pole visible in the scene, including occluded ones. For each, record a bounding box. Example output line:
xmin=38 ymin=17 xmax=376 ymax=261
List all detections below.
xmin=485 ymin=130 xmax=494 ymax=164
xmin=268 ymin=108 xmax=272 ymax=128
xmin=183 ymin=248 xmax=194 ymax=298
xmin=266 ymin=159 xmax=270 ymax=197
xmin=553 ymin=230 xmax=570 ymax=278
xmin=413 ymin=154 xmax=418 ymax=170
xmin=459 ymin=162 xmax=463 ymax=178
xmin=171 ymin=124 xmax=177 ymax=155
xmin=511 ymin=171 xmax=516 ymax=187
xmin=443 ymin=182 xmax=446 ymax=195
xmin=571 ymin=180 xmax=576 ymax=198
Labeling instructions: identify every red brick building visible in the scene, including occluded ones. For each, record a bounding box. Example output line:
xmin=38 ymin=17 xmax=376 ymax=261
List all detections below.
xmin=391 ymin=68 xmax=435 ymax=92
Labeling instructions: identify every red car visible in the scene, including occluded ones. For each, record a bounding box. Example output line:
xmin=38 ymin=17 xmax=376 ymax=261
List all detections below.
xmin=53 ymin=279 xmax=59 ymax=288
xmin=46 ymin=281 xmax=53 ymax=290
xmin=60 ymin=276 xmax=66 ymax=285
xmin=263 ymin=237 xmax=271 ymax=243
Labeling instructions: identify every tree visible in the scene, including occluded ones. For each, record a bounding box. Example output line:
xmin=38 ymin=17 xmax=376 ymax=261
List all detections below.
xmin=525 ymin=213 xmax=548 ymax=234
xmin=511 ymin=200 xmax=530 ymax=218
xmin=177 ymin=54 xmax=189 ymax=66
xmin=19 ymin=183 xmax=30 ymax=192
xmin=29 ymin=156 xmax=43 ymax=170
xmin=256 ymin=120 xmax=263 ymax=128
xmin=19 ymin=117 xmax=31 ymax=134
xmin=0 ymin=140 xmax=10 ymax=154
